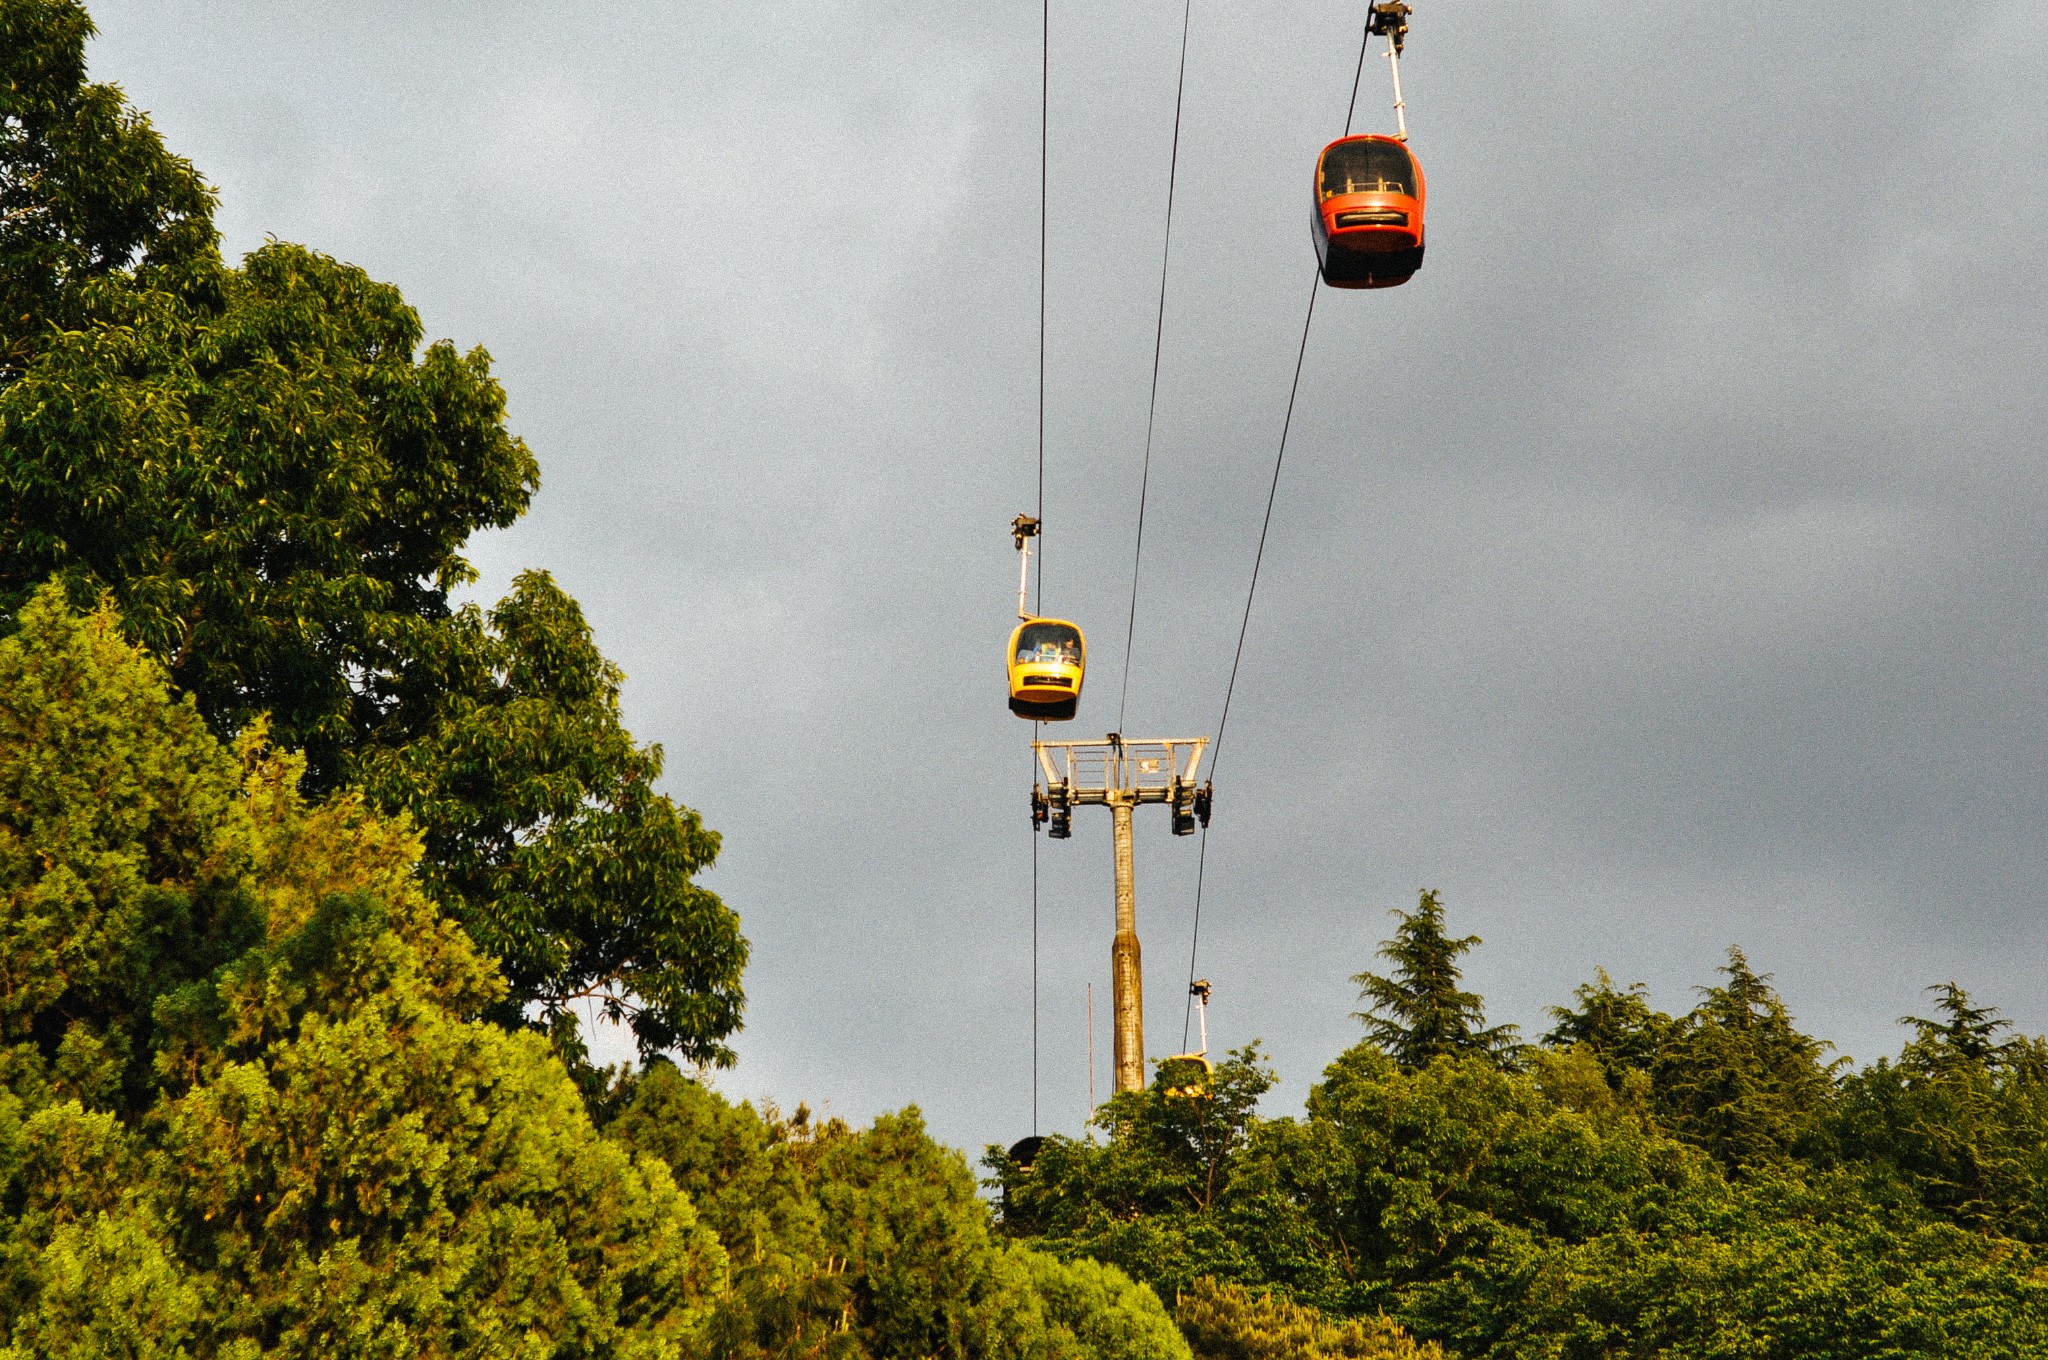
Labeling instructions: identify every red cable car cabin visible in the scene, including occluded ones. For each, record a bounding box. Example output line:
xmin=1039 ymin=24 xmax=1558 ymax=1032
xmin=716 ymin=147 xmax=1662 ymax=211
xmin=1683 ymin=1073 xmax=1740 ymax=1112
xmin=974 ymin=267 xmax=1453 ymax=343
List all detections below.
xmin=1312 ymin=134 xmax=1425 ymax=289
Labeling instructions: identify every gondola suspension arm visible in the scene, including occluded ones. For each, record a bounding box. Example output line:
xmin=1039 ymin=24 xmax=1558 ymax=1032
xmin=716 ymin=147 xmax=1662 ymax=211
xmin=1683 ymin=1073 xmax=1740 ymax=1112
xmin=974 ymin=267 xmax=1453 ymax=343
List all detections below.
xmin=1013 ymin=514 xmax=1041 ymax=621
xmin=1368 ymin=1 xmax=1412 ymax=140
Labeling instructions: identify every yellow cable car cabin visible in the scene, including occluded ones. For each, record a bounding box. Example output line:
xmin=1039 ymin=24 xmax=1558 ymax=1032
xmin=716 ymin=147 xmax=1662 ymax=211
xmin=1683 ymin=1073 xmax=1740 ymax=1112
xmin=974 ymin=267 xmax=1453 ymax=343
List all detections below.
xmin=1007 ymin=618 xmax=1085 ymax=720
xmin=1159 ymin=1053 xmax=1214 ymax=1100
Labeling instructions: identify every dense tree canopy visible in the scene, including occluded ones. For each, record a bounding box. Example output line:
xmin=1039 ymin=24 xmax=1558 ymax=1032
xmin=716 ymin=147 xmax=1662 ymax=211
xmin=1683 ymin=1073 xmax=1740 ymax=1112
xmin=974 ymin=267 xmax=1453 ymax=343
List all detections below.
xmin=0 ymin=0 xmax=216 ymax=373
xmin=607 ymin=1060 xmax=1192 ymax=1360
xmin=0 ymin=586 xmax=732 ymax=1354
xmin=994 ymin=895 xmax=2048 ymax=1359
xmin=0 ymin=0 xmax=743 ymax=1065
xmin=0 ymin=587 xmax=1191 ymax=1359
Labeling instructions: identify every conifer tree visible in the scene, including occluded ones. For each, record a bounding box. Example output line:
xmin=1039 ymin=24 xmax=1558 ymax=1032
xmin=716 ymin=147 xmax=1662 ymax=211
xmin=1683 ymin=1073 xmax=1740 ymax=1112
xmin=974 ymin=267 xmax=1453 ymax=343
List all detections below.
xmin=1654 ymin=946 xmax=1839 ymax=1169
xmin=1543 ymin=969 xmax=1673 ymax=1089
xmin=1176 ymin=1278 xmax=1440 ymax=1360
xmin=1352 ymin=890 xmax=1518 ymax=1070
xmin=0 ymin=585 xmax=733 ymax=1352
xmin=1903 ymin=981 xmax=2016 ymax=1070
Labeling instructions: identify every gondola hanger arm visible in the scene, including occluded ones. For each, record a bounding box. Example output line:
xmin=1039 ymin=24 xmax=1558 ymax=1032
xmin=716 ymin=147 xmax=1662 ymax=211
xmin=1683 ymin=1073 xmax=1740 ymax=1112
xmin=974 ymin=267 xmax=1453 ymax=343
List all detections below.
xmin=1367 ymin=1 xmax=1413 ymax=139
xmin=1012 ymin=513 xmax=1040 ymax=620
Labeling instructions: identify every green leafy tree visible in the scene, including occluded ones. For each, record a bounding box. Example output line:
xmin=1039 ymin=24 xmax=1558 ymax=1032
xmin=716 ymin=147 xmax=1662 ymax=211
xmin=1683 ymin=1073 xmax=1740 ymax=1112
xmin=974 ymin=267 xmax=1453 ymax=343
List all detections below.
xmin=805 ymin=1109 xmax=1052 ymax=1360
xmin=989 ymin=1048 xmax=1280 ymax=1301
xmin=1021 ymin=1251 xmax=1190 ymax=1360
xmin=0 ymin=0 xmax=744 ymax=1065
xmin=144 ymin=897 xmax=728 ymax=1354
xmin=1175 ymin=1278 xmax=1439 ymax=1360
xmin=0 ymin=0 xmax=216 ymax=375
xmin=1502 ymin=1169 xmax=2048 ymax=1360
xmin=1654 ymin=946 xmax=1841 ymax=1171
xmin=612 ymin=1063 xmax=1190 ymax=1360
xmin=1092 ymin=1046 xmax=1278 ymax=1215
xmin=349 ymin=573 xmax=745 ymax=1064
xmin=608 ymin=1062 xmax=856 ymax=1360
xmin=0 ymin=240 xmax=537 ymax=781
xmin=1277 ymin=1042 xmax=1716 ymax=1345
xmin=0 ymin=585 xmax=732 ymax=1355
xmin=1352 ymin=891 xmax=1519 ymax=1071
xmin=988 ymin=915 xmax=2048 ymax=1356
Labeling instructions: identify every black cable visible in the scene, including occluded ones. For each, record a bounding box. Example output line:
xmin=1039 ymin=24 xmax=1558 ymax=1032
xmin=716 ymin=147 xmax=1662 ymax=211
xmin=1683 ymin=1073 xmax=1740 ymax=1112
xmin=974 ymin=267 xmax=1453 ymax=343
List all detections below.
xmin=1343 ymin=10 xmax=1372 ymax=138
xmin=1179 ymin=275 xmax=1320 ymax=1045
xmin=1031 ymin=0 xmax=1049 ymax=1137
xmin=1116 ymin=0 xmax=1195 ymax=735
xmin=1211 ymin=275 xmax=1316 ymax=766
xmin=1028 ymin=794 xmax=1040 ymax=1138
xmin=1182 ymin=824 xmax=1210 ymax=1050
xmin=1036 ymin=0 xmax=1049 ymax=612
xmin=1182 ymin=13 xmax=1367 ymax=1048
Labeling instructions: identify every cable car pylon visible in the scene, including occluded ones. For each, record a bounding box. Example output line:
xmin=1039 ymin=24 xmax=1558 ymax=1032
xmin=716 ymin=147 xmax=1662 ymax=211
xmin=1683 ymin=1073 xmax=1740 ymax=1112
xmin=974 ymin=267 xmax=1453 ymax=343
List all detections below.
xmin=1031 ymin=732 xmax=1212 ymax=1094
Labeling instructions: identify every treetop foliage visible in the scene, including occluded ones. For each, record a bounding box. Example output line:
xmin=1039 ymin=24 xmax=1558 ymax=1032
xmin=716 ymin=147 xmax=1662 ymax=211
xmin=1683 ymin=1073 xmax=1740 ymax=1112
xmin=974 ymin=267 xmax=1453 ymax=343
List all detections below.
xmin=1906 ymin=981 xmax=2019 ymax=1068
xmin=0 ymin=0 xmax=743 ymax=1066
xmin=1352 ymin=890 xmax=1519 ymax=1071
xmin=0 ymin=0 xmax=217 ymax=373
xmin=1541 ymin=967 xmax=1669 ymax=1088
xmin=3 ymin=238 xmax=539 ymax=777
xmin=994 ymin=893 xmax=2048 ymax=1359
xmin=0 ymin=583 xmax=732 ymax=1353
xmin=1652 ymin=945 xmax=1843 ymax=1171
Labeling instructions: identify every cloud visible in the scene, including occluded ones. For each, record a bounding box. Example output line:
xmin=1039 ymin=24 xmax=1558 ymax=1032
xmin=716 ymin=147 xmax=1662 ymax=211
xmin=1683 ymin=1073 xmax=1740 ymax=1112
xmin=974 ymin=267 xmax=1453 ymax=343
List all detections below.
xmin=86 ymin=0 xmax=2048 ymax=1144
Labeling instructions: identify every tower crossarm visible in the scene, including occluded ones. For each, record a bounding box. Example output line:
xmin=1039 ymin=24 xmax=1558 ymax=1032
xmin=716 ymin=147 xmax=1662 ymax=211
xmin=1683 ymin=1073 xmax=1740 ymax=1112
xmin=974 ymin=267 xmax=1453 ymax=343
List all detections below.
xmin=1031 ymin=736 xmax=1207 ymax=806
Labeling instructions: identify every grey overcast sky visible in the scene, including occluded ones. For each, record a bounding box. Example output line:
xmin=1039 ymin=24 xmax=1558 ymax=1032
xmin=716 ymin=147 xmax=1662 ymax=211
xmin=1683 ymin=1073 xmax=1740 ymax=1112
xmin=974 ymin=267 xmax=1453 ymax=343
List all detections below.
xmin=85 ymin=1 xmax=2048 ymax=1150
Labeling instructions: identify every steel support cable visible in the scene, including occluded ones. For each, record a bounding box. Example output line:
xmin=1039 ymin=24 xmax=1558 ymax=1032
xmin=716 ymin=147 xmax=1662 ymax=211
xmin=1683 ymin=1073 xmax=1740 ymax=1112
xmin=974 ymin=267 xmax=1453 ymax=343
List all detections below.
xmin=1180 ymin=277 xmax=1320 ymax=1047
xmin=1031 ymin=0 xmax=1049 ymax=1136
xmin=1342 ymin=5 xmax=1373 ymax=138
xmin=1115 ymin=0 xmax=1196 ymax=734
xmin=1032 ymin=774 xmax=1041 ymax=1132
xmin=1037 ymin=0 xmax=1050 ymax=592
xmin=1182 ymin=13 xmax=1370 ymax=1050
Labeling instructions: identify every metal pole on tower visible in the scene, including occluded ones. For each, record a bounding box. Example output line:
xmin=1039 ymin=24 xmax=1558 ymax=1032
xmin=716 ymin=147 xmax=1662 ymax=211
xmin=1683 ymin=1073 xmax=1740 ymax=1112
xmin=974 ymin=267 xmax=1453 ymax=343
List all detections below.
xmin=1110 ymin=795 xmax=1144 ymax=1092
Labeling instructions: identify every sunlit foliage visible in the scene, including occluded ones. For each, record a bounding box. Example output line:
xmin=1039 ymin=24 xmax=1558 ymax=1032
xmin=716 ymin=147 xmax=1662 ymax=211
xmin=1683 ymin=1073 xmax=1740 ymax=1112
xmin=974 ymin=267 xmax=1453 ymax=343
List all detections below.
xmin=996 ymin=894 xmax=2048 ymax=1359
xmin=0 ymin=0 xmax=743 ymax=1066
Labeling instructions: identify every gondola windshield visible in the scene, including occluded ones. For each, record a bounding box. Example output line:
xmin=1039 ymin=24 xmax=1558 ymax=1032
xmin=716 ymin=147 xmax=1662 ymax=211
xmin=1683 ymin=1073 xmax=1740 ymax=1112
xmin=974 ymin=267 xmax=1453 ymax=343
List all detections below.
xmin=1320 ymin=139 xmax=1415 ymax=198
xmin=1014 ymin=621 xmax=1082 ymax=666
